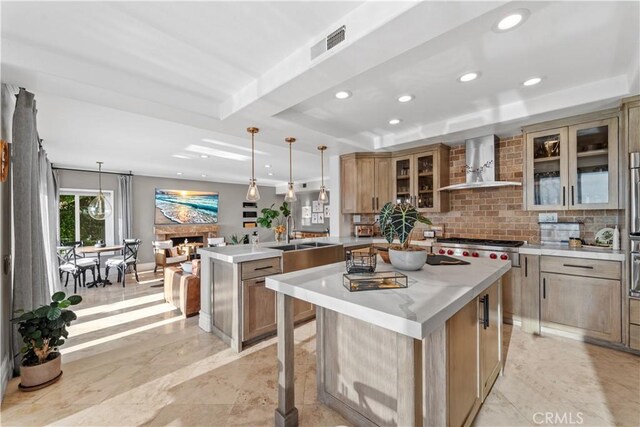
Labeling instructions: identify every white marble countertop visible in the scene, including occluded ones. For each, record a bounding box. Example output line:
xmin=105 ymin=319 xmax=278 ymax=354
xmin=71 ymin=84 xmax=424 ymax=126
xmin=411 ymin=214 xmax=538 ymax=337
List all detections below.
xmin=266 ymin=257 xmax=510 ymax=339
xmin=198 ymin=236 xmax=375 ymax=263
xmin=519 ymin=243 xmax=625 ymax=261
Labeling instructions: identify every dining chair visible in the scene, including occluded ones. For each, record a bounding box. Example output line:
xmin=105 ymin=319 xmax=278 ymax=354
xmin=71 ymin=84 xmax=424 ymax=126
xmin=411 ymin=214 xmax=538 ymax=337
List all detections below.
xmin=57 ymin=245 xmax=98 ymax=292
xmin=105 ymin=239 xmax=141 ymax=287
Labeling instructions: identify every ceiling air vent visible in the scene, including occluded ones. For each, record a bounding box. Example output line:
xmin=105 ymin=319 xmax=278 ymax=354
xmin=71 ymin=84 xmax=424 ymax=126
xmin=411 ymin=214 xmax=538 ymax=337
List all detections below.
xmin=310 ymin=25 xmax=346 ymax=61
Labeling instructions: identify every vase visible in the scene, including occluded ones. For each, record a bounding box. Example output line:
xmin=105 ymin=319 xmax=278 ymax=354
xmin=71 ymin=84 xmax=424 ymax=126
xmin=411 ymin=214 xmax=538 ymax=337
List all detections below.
xmin=275 ymin=231 xmax=283 ymax=242
xmin=19 ymin=352 xmax=62 ymax=390
xmin=389 ymin=247 xmax=427 ymax=270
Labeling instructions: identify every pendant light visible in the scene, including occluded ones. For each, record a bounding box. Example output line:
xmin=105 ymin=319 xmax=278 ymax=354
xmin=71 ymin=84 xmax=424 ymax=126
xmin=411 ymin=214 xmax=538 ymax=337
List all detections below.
xmin=284 ymin=137 xmax=297 ymax=202
xmin=88 ymin=161 xmax=112 ymax=220
xmin=317 ymin=145 xmax=328 ymax=204
xmin=245 ymin=127 xmax=261 ymax=201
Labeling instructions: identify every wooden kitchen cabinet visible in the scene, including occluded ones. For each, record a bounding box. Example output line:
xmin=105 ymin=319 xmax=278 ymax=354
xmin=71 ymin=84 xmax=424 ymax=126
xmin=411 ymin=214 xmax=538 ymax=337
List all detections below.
xmin=242 ymin=277 xmax=277 ymax=341
xmin=392 ymin=144 xmax=450 ymax=213
xmin=502 ymin=265 xmax=521 ymax=324
xmin=524 ymin=113 xmax=619 ymax=210
xmin=624 ymin=96 xmax=640 ymax=153
xmin=340 ymin=153 xmax=391 ymax=214
xmin=520 ymin=254 xmax=541 ymax=334
xmin=480 ymin=280 xmax=501 ymax=401
xmin=540 ymin=272 xmax=621 ymax=343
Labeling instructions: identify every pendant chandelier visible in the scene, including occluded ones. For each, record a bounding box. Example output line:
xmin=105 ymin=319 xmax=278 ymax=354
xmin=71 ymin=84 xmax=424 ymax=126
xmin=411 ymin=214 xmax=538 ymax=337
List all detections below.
xmin=245 ymin=127 xmax=261 ymax=202
xmin=88 ymin=161 xmax=112 ymax=220
xmin=317 ymin=145 xmax=328 ymax=204
xmin=284 ymin=137 xmax=297 ymax=202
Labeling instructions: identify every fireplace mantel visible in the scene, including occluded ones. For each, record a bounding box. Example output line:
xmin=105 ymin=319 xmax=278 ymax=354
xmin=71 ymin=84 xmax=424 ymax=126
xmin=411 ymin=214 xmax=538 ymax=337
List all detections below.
xmin=154 ymin=224 xmax=219 ymax=242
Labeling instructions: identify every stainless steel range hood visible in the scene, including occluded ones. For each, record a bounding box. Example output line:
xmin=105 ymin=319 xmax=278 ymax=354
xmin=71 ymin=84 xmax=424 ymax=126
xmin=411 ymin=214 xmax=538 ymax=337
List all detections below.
xmin=439 ymin=135 xmax=522 ymax=191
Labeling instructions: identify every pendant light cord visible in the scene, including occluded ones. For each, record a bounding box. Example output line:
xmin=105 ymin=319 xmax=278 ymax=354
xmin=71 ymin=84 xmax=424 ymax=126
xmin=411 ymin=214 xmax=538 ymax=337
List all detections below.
xmin=321 ymin=149 xmax=324 ymax=186
xmin=289 ymin=141 xmax=292 ymax=183
xmin=98 ymin=162 xmax=103 ymax=195
xmin=251 ymin=132 xmax=255 ymax=182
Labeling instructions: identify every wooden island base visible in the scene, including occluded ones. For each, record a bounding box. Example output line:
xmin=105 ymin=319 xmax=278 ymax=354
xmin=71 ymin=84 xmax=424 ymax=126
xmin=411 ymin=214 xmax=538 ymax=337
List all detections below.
xmin=276 ymin=280 xmax=503 ymax=427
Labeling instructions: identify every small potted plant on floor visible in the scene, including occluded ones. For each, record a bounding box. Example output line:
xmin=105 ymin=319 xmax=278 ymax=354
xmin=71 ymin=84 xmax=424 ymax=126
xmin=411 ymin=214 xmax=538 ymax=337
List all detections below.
xmin=12 ymin=291 xmax=82 ymax=390
xmin=256 ymin=202 xmax=291 ymax=242
xmin=379 ymin=202 xmax=432 ymax=270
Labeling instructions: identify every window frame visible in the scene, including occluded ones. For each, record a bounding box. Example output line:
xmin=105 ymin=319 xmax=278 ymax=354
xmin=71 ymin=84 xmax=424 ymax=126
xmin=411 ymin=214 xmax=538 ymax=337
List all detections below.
xmin=59 ymin=188 xmax=115 ymax=246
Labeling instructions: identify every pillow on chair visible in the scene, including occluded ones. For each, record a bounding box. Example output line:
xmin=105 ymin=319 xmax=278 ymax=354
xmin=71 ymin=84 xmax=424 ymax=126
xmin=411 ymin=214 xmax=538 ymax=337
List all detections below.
xmin=170 ymin=247 xmax=180 ymax=257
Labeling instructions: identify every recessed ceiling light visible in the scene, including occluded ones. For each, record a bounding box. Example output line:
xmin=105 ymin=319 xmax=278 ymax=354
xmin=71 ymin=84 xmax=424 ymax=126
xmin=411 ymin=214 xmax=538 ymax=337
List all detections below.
xmin=389 ymin=118 xmax=402 ymax=125
xmin=268 ymin=172 xmax=273 ymax=176
xmin=265 ymin=164 xmax=271 ymax=168
xmin=522 ymin=77 xmax=542 ymax=87
xmin=335 ymin=90 xmax=352 ymax=99
xmin=493 ymin=9 xmax=529 ymax=32
xmin=397 ymin=95 xmax=414 ymax=103
xmin=201 ymin=174 xmax=207 ymax=178
xmin=200 ymin=154 xmax=209 ymax=158
xmin=458 ymin=72 xmax=479 ymax=83
xmin=177 ymin=172 xmax=183 ymax=176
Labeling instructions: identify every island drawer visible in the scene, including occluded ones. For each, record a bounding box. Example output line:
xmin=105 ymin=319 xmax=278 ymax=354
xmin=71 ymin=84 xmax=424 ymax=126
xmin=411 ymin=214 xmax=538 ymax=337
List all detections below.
xmin=241 ymin=257 xmax=282 ymax=280
xmin=630 ymin=299 xmax=640 ymax=325
xmin=540 ymin=256 xmax=621 ymax=280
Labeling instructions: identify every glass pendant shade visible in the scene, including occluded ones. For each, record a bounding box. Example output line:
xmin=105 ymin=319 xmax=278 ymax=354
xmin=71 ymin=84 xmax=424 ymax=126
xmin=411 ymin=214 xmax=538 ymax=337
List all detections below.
xmin=284 ymin=182 xmax=297 ymax=202
xmin=246 ymin=179 xmax=261 ymax=201
xmin=88 ymin=192 xmax=112 ymax=220
xmin=318 ymin=186 xmax=329 ymax=204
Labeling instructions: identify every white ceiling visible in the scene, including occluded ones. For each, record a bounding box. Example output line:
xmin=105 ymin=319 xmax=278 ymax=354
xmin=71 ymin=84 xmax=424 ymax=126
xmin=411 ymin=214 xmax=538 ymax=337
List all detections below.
xmin=2 ymin=1 xmax=638 ymax=186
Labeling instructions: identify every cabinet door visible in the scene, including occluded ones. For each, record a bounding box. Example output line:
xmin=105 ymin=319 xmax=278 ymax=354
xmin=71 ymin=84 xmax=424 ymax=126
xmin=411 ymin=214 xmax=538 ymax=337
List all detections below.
xmin=356 ymin=157 xmax=376 ymax=213
xmin=520 ymin=254 xmax=540 ymax=334
xmin=374 ymin=157 xmax=392 ymax=212
xmin=628 ymin=106 xmax=640 ymax=153
xmin=480 ymin=280 xmax=501 ymax=401
xmin=526 ymin=127 xmax=569 ymax=210
xmin=540 ymin=272 xmax=621 ymax=343
xmin=393 ymin=155 xmax=413 ymax=205
xmin=341 ymin=156 xmax=357 ymax=214
xmin=447 ymin=297 xmax=481 ymax=427
xmin=568 ymin=118 xmax=619 ymax=209
xmin=502 ymin=267 xmax=521 ymax=324
xmin=414 ymin=152 xmax=435 ymax=211
xmin=242 ymin=278 xmax=277 ymax=341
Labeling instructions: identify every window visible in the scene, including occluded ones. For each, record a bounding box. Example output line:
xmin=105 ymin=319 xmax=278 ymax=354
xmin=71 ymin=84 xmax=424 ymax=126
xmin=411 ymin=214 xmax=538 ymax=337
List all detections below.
xmin=59 ymin=189 xmax=114 ymax=246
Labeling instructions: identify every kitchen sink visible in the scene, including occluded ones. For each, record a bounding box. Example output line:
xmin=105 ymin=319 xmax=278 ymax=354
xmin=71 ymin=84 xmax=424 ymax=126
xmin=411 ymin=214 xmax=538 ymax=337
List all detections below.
xmin=265 ymin=242 xmax=344 ymax=272
xmin=268 ymin=244 xmax=307 ymax=252
xmin=298 ymin=242 xmax=335 ymax=248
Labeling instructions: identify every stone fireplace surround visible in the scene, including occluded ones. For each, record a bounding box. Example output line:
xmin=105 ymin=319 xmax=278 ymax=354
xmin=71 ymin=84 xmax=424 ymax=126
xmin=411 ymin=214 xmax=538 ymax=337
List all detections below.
xmin=154 ymin=224 xmax=219 ymax=244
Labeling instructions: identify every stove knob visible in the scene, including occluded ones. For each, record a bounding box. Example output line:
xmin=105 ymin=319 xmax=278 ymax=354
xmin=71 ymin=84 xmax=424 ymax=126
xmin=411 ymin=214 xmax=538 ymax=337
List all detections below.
xmin=462 ymin=251 xmax=469 ymax=256
xmin=447 ymin=249 xmax=454 ymax=255
xmin=438 ymin=249 xmax=445 ymax=255
xmin=500 ymin=254 xmax=509 ymax=260
xmin=489 ymin=253 xmax=497 ymax=259
xmin=472 ymin=252 xmax=479 ymax=257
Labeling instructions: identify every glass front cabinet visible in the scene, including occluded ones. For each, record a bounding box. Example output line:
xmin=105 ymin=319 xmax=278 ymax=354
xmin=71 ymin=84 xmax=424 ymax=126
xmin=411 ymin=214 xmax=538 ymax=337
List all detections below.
xmin=525 ymin=117 xmax=619 ymax=211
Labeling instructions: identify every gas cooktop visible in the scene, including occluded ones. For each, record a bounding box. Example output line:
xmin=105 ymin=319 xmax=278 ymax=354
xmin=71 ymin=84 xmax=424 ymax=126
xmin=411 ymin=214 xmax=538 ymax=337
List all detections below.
xmin=435 ymin=238 xmax=525 ymax=248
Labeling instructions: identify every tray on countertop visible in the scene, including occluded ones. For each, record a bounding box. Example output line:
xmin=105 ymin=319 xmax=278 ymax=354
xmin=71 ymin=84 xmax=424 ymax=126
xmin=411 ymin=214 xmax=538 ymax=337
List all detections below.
xmin=426 ymin=255 xmax=469 ymax=266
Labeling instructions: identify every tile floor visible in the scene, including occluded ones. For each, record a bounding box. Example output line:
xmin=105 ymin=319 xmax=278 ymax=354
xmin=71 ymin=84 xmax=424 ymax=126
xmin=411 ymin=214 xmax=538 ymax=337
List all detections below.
xmin=1 ymin=268 xmax=639 ymax=426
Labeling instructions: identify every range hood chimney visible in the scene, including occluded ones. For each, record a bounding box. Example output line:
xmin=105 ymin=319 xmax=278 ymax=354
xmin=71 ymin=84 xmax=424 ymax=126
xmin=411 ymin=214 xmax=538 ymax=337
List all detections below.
xmin=439 ymin=135 xmax=521 ymax=191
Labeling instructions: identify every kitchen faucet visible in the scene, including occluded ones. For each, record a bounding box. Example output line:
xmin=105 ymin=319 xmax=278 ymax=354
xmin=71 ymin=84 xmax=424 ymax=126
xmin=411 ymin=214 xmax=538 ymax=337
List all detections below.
xmin=285 ymin=215 xmax=294 ymax=244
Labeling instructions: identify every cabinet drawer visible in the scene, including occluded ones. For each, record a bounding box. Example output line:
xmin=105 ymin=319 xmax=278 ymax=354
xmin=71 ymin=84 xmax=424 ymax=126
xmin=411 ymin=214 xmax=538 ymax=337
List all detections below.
xmin=540 ymin=256 xmax=621 ymax=280
xmin=241 ymin=257 xmax=281 ymax=280
xmin=630 ymin=324 xmax=640 ymax=350
xmin=630 ymin=299 xmax=640 ymax=325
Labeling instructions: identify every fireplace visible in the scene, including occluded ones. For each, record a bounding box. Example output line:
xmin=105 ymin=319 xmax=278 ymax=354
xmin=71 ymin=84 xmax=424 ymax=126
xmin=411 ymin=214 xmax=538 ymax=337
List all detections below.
xmin=170 ymin=236 xmax=203 ymax=246
xmin=154 ymin=224 xmax=219 ymax=243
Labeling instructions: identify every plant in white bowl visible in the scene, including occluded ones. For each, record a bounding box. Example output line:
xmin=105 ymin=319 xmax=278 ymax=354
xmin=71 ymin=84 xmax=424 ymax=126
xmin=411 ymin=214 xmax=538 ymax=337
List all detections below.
xmin=379 ymin=202 xmax=432 ymax=270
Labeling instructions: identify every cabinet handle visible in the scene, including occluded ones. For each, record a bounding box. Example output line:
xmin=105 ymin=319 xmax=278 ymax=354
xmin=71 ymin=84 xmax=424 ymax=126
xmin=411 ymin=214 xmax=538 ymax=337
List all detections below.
xmin=525 ymin=257 xmax=528 ymax=277
xmin=562 ymin=186 xmax=566 ymax=206
xmin=254 ymin=266 xmax=272 ymax=271
xmin=376 ymin=197 xmax=379 ymax=210
xmin=543 ymin=278 xmax=546 ymax=299
xmin=250 ymin=279 xmax=266 ymax=285
xmin=571 ymin=185 xmax=575 ymax=206
xmin=563 ymin=263 xmax=592 ymax=269
xmin=372 ymin=197 xmax=375 ymax=211
xmin=480 ymin=295 xmax=489 ymax=329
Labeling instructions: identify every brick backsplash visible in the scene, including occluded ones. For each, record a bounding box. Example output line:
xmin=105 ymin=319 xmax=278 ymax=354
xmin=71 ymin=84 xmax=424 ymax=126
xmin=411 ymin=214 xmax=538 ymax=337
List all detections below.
xmin=354 ymin=136 xmax=623 ymax=244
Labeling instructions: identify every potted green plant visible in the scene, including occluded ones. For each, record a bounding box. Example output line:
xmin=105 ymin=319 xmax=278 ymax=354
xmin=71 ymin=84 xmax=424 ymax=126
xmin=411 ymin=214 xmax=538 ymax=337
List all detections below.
xmin=256 ymin=202 xmax=291 ymax=242
xmin=379 ymin=202 xmax=432 ymax=270
xmin=228 ymin=233 xmax=249 ymax=245
xmin=11 ymin=291 xmax=82 ymax=390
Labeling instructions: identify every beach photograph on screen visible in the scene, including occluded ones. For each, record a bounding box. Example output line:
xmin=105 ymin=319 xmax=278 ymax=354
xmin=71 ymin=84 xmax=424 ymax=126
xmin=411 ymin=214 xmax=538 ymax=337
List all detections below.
xmin=155 ymin=189 xmax=219 ymax=224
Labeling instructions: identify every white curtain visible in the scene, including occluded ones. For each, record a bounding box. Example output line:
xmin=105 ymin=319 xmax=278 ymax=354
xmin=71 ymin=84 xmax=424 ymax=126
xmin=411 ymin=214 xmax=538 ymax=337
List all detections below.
xmin=117 ymin=175 xmax=133 ymax=241
xmin=38 ymin=150 xmax=61 ymax=294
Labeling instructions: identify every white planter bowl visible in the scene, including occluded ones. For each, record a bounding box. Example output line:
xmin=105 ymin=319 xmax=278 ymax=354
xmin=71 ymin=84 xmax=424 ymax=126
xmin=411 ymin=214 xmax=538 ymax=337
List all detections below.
xmin=388 ymin=248 xmax=427 ymax=271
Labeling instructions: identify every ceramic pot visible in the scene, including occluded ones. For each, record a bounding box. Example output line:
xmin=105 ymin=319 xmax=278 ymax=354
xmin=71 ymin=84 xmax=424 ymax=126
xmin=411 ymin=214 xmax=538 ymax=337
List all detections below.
xmin=389 ymin=247 xmax=427 ymax=270
xmin=20 ymin=353 xmax=62 ymax=389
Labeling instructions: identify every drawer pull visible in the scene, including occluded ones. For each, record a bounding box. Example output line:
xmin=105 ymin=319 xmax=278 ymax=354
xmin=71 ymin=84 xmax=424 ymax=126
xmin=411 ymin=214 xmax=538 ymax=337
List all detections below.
xmin=563 ymin=264 xmax=593 ymax=269
xmin=254 ymin=266 xmax=273 ymax=271
xmin=543 ymin=278 xmax=546 ymax=299
xmin=252 ymin=279 xmax=266 ymax=285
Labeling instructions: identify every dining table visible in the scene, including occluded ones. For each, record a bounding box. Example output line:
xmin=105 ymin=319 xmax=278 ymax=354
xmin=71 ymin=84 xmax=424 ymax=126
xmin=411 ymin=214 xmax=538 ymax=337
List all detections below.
xmin=77 ymin=244 xmax=124 ymax=287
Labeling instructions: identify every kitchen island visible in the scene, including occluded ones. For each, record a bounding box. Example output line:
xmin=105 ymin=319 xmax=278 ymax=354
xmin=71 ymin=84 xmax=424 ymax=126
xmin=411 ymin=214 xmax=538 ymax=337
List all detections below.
xmin=266 ymin=257 xmax=511 ymax=427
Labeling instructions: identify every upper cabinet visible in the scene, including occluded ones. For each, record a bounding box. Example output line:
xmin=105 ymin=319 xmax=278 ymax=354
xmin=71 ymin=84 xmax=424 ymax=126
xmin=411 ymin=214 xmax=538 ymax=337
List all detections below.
xmin=524 ymin=115 xmax=619 ymax=211
xmin=340 ymin=153 xmax=391 ymax=214
xmin=624 ymin=96 xmax=640 ymax=153
xmin=392 ymin=144 xmax=450 ymax=213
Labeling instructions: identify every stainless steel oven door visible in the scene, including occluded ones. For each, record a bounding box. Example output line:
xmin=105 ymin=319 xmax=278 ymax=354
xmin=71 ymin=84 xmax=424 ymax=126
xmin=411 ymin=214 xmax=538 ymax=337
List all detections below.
xmin=631 ymin=251 xmax=640 ymax=297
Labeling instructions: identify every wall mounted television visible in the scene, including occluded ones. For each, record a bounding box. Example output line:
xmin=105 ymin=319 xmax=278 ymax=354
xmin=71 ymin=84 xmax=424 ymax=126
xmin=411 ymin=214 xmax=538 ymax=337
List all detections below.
xmin=155 ymin=189 xmax=219 ymax=224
